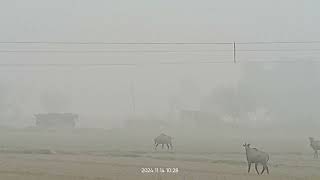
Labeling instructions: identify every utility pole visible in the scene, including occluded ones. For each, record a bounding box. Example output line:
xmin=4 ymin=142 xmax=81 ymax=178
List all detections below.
xmin=130 ymin=80 xmax=136 ymax=115
xmin=233 ymin=41 xmax=236 ymax=64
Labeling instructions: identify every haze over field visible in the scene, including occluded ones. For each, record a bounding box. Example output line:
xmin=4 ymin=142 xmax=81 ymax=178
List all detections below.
xmin=0 ymin=0 xmax=320 ymax=179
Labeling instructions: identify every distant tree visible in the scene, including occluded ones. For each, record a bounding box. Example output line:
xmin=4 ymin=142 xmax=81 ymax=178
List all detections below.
xmin=205 ymin=62 xmax=320 ymax=127
xmin=41 ymin=91 xmax=71 ymax=113
xmin=237 ymin=62 xmax=320 ymax=126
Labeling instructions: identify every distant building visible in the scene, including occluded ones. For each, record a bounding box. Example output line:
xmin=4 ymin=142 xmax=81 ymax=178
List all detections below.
xmin=34 ymin=113 xmax=78 ymax=128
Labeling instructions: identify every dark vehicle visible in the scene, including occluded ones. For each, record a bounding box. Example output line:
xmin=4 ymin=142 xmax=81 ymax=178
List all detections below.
xmin=34 ymin=113 xmax=78 ymax=128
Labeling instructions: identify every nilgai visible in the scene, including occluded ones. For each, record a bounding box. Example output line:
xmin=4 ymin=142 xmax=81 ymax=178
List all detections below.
xmin=154 ymin=133 xmax=173 ymax=150
xmin=243 ymin=143 xmax=269 ymax=175
xmin=309 ymin=137 xmax=320 ymax=158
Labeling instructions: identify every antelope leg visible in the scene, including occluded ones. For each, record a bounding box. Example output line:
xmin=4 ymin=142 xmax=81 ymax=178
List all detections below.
xmin=261 ymin=166 xmax=265 ymax=174
xmin=255 ymin=163 xmax=260 ymax=175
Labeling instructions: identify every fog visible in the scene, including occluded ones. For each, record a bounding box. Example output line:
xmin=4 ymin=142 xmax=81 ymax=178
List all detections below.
xmin=0 ymin=0 xmax=319 ymax=141
xmin=1 ymin=51 xmax=319 ymax=130
xmin=0 ymin=1 xmax=320 ymax=179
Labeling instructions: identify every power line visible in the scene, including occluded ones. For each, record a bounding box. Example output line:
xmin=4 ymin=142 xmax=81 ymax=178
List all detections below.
xmin=1 ymin=49 xmax=320 ymax=54
xmin=0 ymin=63 xmax=136 ymax=67
xmin=0 ymin=41 xmax=233 ymax=45
xmin=0 ymin=61 xmax=233 ymax=66
xmin=237 ymin=49 xmax=320 ymax=52
xmin=0 ymin=50 xmax=232 ymax=53
xmin=1 ymin=41 xmax=320 ymax=66
xmin=237 ymin=41 xmax=320 ymax=44
xmin=0 ymin=60 xmax=318 ymax=67
xmin=239 ymin=59 xmax=320 ymax=63
xmin=1 ymin=41 xmax=320 ymax=45
xmin=0 ymin=41 xmax=320 ymax=45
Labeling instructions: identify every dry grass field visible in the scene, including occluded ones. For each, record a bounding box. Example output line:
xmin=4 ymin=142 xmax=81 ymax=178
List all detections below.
xmin=0 ymin=152 xmax=320 ymax=180
xmin=0 ymin=128 xmax=319 ymax=180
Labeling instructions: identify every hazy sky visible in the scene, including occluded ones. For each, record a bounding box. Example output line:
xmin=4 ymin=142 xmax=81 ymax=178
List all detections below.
xmin=0 ymin=1 xmax=319 ymax=128
xmin=0 ymin=0 xmax=319 ymax=42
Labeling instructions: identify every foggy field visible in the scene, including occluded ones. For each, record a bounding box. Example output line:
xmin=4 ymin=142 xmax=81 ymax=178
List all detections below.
xmin=1 ymin=153 xmax=320 ymax=180
xmin=0 ymin=128 xmax=320 ymax=180
xmin=1 ymin=1 xmax=320 ymax=179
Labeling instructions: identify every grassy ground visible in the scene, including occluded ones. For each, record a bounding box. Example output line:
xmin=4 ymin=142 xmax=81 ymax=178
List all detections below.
xmin=0 ymin=128 xmax=319 ymax=179
xmin=0 ymin=152 xmax=320 ymax=180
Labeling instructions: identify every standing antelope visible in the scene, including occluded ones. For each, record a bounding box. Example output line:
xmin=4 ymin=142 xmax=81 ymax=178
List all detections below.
xmin=154 ymin=133 xmax=173 ymax=150
xmin=309 ymin=137 xmax=320 ymax=158
xmin=243 ymin=143 xmax=270 ymax=175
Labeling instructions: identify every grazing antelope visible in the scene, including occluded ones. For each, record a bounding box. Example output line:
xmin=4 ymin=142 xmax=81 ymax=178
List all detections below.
xmin=154 ymin=133 xmax=173 ymax=150
xmin=309 ymin=137 xmax=320 ymax=158
xmin=243 ymin=143 xmax=269 ymax=175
